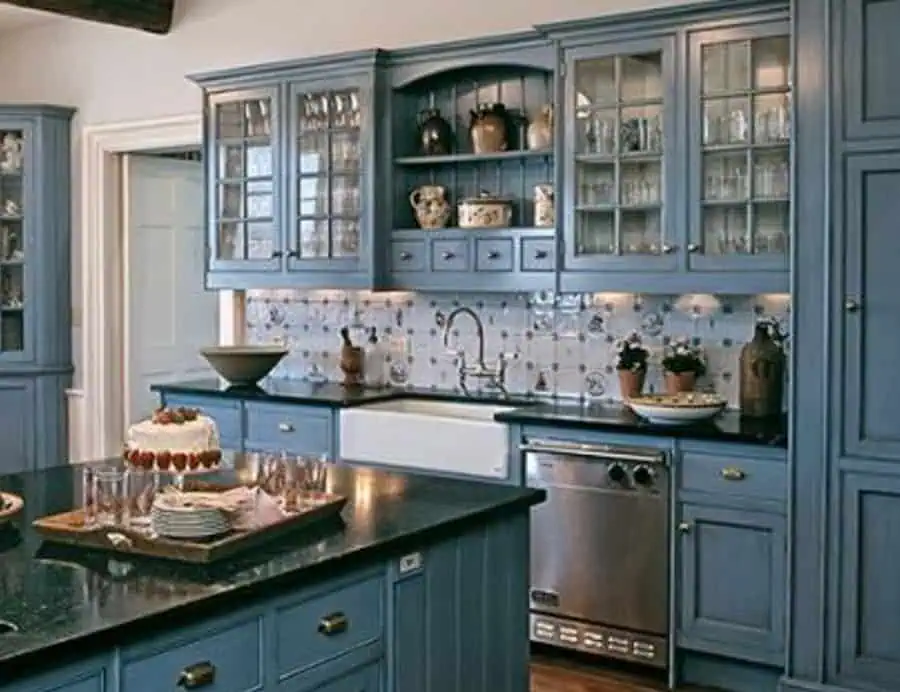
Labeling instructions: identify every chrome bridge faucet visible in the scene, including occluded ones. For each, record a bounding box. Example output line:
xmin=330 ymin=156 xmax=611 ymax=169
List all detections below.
xmin=437 ymin=306 xmax=515 ymax=396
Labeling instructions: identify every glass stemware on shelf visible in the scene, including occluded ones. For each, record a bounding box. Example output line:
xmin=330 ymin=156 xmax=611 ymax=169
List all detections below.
xmin=0 ymin=128 xmax=25 ymax=354
xmin=213 ymin=96 xmax=276 ymax=262
xmin=572 ymin=51 xmax=665 ymax=257
xmin=699 ymin=35 xmax=791 ymax=256
xmin=296 ymin=89 xmax=362 ymax=260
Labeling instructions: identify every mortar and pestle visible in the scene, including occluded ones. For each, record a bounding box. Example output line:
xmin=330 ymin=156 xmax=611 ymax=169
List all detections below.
xmin=339 ymin=327 xmax=365 ymax=387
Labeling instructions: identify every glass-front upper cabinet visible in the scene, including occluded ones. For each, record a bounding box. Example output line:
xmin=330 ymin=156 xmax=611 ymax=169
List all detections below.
xmin=0 ymin=126 xmax=27 ymax=358
xmin=564 ymin=38 xmax=677 ymax=272
xmin=287 ymin=78 xmax=367 ymax=274
xmin=688 ymin=25 xmax=791 ymax=271
xmin=207 ymin=87 xmax=281 ymax=272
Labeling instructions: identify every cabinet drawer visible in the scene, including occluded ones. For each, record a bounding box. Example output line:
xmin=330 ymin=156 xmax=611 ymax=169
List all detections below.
xmin=163 ymin=395 xmax=242 ymax=449
xmin=275 ymin=575 xmax=383 ymax=678
xmin=244 ymin=402 xmax=332 ymax=456
xmin=521 ymin=238 xmax=555 ymax=272
xmin=475 ymin=238 xmax=514 ymax=272
xmin=391 ymin=240 xmax=425 ymax=272
xmin=680 ymin=451 xmax=786 ymax=503
xmin=121 ymin=616 xmax=262 ymax=692
xmin=431 ymin=240 xmax=469 ymax=271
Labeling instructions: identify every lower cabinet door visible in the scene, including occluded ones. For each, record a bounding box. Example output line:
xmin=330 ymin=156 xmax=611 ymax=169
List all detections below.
xmin=676 ymin=503 xmax=786 ymax=666
xmin=311 ymin=663 xmax=381 ymax=691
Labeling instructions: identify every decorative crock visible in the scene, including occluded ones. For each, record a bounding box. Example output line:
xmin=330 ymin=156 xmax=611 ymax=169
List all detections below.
xmin=664 ymin=371 xmax=697 ymax=395
xmin=469 ymin=103 xmax=508 ymax=154
xmin=409 ymin=185 xmax=451 ymax=229
xmin=527 ymin=104 xmax=554 ymax=150
xmin=417 ymin=108 xmax=453 ymax=156
xmin=457 ymin=191 xmax=513 ymax=229
xmin=533 ymin=184 xmax=554 ymax=228
xmin=618 ymin=369 xmax=646 ymax=400
xmin=739 ymin=323 xmax=785 ymax=417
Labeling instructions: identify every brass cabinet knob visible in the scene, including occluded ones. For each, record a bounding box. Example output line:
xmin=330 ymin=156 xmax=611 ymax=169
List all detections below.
xmin=677 ymin=522 xmax=691 ymax=533
xmin=687 ymin=243 xmax=701 ymax=253
xmin=487 ymin=250 xmax=501 ymax=260
xmin=720 ymin=467 xmax=747 ymax=481
xmin=845 ymin=298 xmax=862 ymax=313
xmin=318 ymin=612 xmax=349 ymax=636
xmin=177 ymin=661 xmax=216 ymax=689
xmin=534 ymin=249 xmax=549 ymax=260
xmin=661 ymin=244 xmax=676 ymax=254
xmin=399 ymin=251 xmax=412 ymax=261
xmin=441 ymin=251 xmax=455 ymax=260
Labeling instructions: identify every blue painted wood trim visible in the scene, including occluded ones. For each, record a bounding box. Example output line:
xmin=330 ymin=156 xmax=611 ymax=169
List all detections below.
xmin=789 ymin=0 xmax=831 ymax=684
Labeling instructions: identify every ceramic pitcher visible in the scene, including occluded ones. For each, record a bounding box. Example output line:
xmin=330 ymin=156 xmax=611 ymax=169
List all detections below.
xmin=409 ymin=185 xmax=451 ymax=229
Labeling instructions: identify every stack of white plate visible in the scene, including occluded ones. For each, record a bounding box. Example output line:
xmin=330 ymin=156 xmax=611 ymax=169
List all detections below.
xmin=150 ymin=494 xmax=229 ymax=539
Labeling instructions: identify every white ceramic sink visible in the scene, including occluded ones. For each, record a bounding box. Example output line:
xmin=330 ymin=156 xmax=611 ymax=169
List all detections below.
xmin=339 ymin=399 xmax=516 ymax=479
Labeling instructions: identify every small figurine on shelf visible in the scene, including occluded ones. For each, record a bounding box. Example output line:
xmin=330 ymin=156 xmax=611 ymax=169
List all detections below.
xmin=0 ymin=133 xmax=23 ymax=174
xmin=661 ymin=337 xmax=706 ymax=394
xmin=3 ymin=200 xmax=19 ymax=217
xmin=527 ymin=104 xmax=554 ymax=150
xmin=614 ymin=331 xmax=650 ymax=399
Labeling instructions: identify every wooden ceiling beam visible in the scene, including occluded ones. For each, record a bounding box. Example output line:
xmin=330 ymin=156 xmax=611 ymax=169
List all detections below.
xmin=0 ymin=0 xmax=175 ymax=34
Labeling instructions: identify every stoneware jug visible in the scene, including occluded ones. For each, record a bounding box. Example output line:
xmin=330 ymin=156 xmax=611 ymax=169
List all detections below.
xmin=739 ymin=323 xmax=785 ymax=417
xmin=417 ymin=108 xmax=453 ymax=156
xmin=409 ymin=185 xmax=451 ymax=229
xmin=469 ymin=103 xmax=508 ymax=154
xmin=527 ymin=104 xmax=554 ymax=150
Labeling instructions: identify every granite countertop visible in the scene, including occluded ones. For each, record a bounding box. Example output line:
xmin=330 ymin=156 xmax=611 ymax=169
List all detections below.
xmin=0 ymin=456 xmax=543 ymax=680
xmin=153 ymin=379 xmax=788 ymax=447
xmin=494 ymin=402 xmax=788 ymax=448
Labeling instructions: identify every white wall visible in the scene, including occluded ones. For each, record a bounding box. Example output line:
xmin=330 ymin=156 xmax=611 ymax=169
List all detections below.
xmin=0 ymin=0 xmax=693 ymax=388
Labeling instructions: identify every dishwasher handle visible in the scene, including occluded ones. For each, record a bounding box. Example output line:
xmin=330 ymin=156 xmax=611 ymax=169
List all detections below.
xmin=521 ymin=438 xmax=667 ymax=466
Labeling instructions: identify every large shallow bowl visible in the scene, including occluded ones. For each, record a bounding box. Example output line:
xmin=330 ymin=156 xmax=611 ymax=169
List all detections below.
xmin=200 ymin=346 xmax=288 ymax=386
xmin=626 ymin=392 xmax=726 ymax=426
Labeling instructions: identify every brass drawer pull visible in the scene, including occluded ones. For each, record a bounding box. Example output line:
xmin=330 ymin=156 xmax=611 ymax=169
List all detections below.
xmin=720 ymin=467 xmax=746 ymax=481
xmin=177 ymin=661 xmax=216 ymax=689
xmin=441 ymin=250 xmax=455 ymax=261
xmin=399 ymin=251 xmax=413 ymax=261
xmin=318 ymin=612 xmax=349 ymax=636
xmin=533 ymin=249 xmax=549 ymax=260
xmin=278 ymin=422 xmax=295 ymax=433
xmin=487 ymin=250 xmax=501 ymax=260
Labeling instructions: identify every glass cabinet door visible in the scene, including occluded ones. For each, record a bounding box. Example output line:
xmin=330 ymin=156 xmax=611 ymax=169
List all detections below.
xmin=0 ymin=125 xmax=28 ymax=359
xmin=565 ymin=38 xmax=676 ymax=271
xmin=288 ymin=79 xmax=365 ymax=271
xmin=207 ymin=88 xmax=281 ymax=271
xmin=689 ymin=27 xmax=791 ymax=271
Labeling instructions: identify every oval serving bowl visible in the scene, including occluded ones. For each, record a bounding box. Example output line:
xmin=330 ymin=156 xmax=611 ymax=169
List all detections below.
xmin=626 ymin=392 xmax=726 ymax=426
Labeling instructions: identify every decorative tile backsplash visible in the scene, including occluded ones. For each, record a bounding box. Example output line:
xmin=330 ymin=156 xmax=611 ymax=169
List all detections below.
xmin=244 ymin=290 xmax=791 ymax=409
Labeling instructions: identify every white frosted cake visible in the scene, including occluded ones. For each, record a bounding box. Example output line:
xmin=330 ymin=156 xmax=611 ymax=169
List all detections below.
xmin=124 ymin=407 xmax=222 ymax=471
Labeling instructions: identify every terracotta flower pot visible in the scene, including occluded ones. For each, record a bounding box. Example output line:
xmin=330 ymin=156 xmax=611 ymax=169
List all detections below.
xmin=665 ymin=371 xmax=697 ymax=394
xmin=618 ymin=369 xmax=646 ymax=399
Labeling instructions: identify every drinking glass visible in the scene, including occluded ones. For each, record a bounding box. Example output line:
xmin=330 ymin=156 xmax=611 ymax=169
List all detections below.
xmin=93 ymin=468 xmax=125 ymax=527
xmin=80 ymin=464 xmax=97 ymax=527
xmin=300 ymin=454 xmax=330 ymax=494
xmin=124 ymin=468 xmax=157 ymax=527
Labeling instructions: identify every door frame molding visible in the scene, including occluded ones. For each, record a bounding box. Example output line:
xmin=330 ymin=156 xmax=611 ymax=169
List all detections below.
xmin=81 ymin=114 xmax=241 ymax=459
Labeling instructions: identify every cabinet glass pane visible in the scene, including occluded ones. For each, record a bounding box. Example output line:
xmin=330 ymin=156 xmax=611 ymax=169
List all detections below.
xmin=697 ymin=35 xmax=791 ymax=261
xmin=211 ymin=96 xmax=277 ymax=262
xmin=0 ymin=128 xmax=25 ymax=354
xmin=293 ymin=87 xmax=363 ymax=260
xmin=573 ymin=50 xmax=665 ymax=257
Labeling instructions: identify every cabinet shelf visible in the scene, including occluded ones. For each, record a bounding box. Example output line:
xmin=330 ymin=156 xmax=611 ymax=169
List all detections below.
xmin=394 ymin=150 xmax=552 ymax=166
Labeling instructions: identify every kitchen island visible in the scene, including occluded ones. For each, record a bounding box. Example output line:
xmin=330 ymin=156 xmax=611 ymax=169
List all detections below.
xmin=0 ymin=454 xmax=543 ymax=691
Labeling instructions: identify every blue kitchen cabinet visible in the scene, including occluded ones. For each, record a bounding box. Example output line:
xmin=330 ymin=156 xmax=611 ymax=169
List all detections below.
xmin=307 ymin=664 xmax=381 ymax=692
xmin=10 ymin=657 xmax=109 ymax=692
xmin=244 ymin=401 xmax=333 ymax=457
xmin=384 ymin=34 xmax=558 ymax=293
xmin=190 ymin=52 xmax=384 ymax=290
xmin=542 ymin=1 xmax=791 ymax=295
xmin=0 ymin=106 xmax=74 ymax=472
xmin=676 ymin=503 xmax=786 ymax=667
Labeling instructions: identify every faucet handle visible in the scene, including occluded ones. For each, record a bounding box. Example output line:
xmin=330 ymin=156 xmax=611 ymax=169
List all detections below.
xmin=447 ymin=349 xmax=466 ymax=366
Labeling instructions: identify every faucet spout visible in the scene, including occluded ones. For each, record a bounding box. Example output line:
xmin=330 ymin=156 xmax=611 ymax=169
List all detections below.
xmin=442 ymin=306 xmax=486 ymax=364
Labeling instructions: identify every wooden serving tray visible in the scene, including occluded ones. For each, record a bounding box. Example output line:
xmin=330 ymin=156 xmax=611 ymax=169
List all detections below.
xmin=32 ymin=491 xmax=346 ymax=565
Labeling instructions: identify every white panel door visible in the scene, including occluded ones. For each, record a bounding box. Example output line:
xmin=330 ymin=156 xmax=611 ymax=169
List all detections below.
xmin=124 ymin=154 xmax=218 ymax=424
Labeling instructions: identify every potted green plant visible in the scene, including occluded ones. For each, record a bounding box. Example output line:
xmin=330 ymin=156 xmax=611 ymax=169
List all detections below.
xmin=615 ymin=331 xmax=650 ymax=399
xmin=661 ymin=337 xmax=706 ymax=394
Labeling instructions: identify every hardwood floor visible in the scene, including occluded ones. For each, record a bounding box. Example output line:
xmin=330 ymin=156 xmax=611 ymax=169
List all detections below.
xmin=530 ymin=657 xmax=715 ymax=691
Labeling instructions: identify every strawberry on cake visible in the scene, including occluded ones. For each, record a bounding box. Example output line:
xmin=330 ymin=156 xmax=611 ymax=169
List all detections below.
xmin=124 ymin=406 xmax=222 ymax=472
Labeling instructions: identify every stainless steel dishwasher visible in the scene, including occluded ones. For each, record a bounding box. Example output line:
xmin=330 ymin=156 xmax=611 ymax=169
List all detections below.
xmin=524 ymin=438 xmax=670 ymax=669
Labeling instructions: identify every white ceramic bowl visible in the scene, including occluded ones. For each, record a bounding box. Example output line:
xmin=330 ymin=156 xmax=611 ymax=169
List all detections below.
xmin=626 ymin=392 xmax=726 ymax=426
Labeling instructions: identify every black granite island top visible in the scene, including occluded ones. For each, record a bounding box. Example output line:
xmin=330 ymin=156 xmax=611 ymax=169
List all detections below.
xmin=494 ymin=401 xmax=788 ymax=448
xmin=0 ymin=455 xmax=544 ymax=682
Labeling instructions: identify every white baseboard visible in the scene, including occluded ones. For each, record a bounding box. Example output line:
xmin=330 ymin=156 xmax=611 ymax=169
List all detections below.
xmin=65 ymin=388 xmax=86 ymax=463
